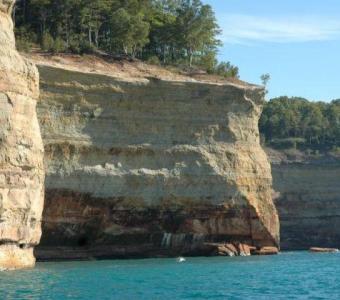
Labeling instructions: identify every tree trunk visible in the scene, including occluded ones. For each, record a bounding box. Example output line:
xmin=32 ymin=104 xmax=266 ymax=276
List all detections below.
xmin=163 ymin=46 xmax=166 ymax=64
xmin=171 ymin=46 xmax=175 ymax=62
xmin=66 ymin=21 xmax=70 ymax=48
xmin=88 ymin=27 xmax=92 ymax=45
xmin=123 ymin=45 xmax=128 ymax=55
xmin=42 ymin=19 xmax=45 ymax=36
xmin=189 ymin=52 xmax=193 ymax=67
xmin=95 ymin=29 xmax=99 ymax=48
xmin=132 ymin=45 xmax=136 ymax=58
xmin=187 ymin=48 xmax=194 ymax=67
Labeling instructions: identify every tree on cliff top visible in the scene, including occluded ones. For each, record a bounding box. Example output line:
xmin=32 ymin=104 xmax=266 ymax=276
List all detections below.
xmin=13 ymin=0 xmax=238 ymax=77
xmin=175 ymin=0 xmax=221 ymax=66
xmin=109 ymin=7 xmax=150 ymax=57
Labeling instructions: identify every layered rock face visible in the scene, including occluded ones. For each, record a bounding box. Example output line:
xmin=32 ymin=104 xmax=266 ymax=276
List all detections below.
xmin=36 ymin=65 xmax=279 ymax=260
xmin=269 ymin=153 xmax=340 ymax=250
xmin=0 ymin=1 xmax=44 ymax=269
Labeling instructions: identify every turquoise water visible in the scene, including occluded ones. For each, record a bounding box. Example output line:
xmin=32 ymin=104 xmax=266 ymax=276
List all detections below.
xmin=1 ymin=252 xmax=340 ymax=299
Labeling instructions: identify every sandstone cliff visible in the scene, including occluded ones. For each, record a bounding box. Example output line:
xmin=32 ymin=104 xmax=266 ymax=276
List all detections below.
xmin=0 ymin=1 xmax=44 ymax=269
xmin=267 ymin=149 xmax=340 ymax=250
xmin=34 ymin=62 xmax=279 ymax=260
xmin=34 ymin=62 xmax=279 ymax=259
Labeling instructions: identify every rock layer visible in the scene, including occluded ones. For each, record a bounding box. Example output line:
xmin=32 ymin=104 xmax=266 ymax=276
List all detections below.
xmin=35 ymin=64 xmax=279 ymax=260
xmin=0 ymin=1 xmax=44 ymax=269
xmin=269 ymin=152 xmax=340 ymax=250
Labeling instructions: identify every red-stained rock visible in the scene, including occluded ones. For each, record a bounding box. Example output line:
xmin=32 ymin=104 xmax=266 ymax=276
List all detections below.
xmin=204 ymin=243 xmax=254 ymax=257
xmin=225 ymin=244 xmax=238 ymax=256
xmin=217 ymin=245 xmax=236 ymax=257
xmin=238 ymin=243 xmax=251 ymax=256
xmin=254 ymin=246 xmax=279 ymax=255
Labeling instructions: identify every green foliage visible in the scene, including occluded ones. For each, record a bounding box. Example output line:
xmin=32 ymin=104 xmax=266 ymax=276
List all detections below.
xmin=51 ymin=37 xmax=67 ymax=53
xmin=260 ymin=97 xmax=340 ymax=151
xmin=261 ymin=73 xmax=271 ymax=86
xmin=260 ymin=73 xmax=271 ymax=94
xmin=269 ymin=138 xmax=306 ymax=150
xmin=147 ymin=55 xmax=161 ymax=65
xmin=330 ymin=146 xmax=340 ymax=156
xmin=41 ymin=33 xmax=54 ymax=51
xmin=109 ymin=7 xmax=150 ymax=57
xmin=175 ymin=0 xmax=221 ymax=66
xmin=13 ymin=0 xmax=231 ymax=73
xmin=215 ymin=61 xmax=239 ymax=78
xmin=195 ymin=51 xmax=217 ymax=73
xmin=15 ymin=26 xmax=37 ymax=52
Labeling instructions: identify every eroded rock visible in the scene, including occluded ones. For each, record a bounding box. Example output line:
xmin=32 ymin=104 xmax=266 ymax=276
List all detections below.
xmin=0 ymin=1 xmax=44 ymax=269
xmin=238 ymin=243 xmax=253 ymax=256
xmin=309 ymin=247 xmax=339 ymax=253
xmin=254 ymin=246 xmax=279 ymax=255
xmin=34 ymin=63 xmax=279 ymax=260
xmin=202 ymin=242 xmax=264 ymax=257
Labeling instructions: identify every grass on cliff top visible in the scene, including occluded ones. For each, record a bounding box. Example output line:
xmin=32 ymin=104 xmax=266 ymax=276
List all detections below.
xmin=24 ymin=51 xmax=254 ymax=87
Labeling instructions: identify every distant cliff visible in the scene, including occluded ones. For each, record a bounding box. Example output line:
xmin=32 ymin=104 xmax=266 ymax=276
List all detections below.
xmin=267 ymin=149 xmax=340 ymax=250
xmin=0 ymin=1 xmax=44 ymax=270
xmin=34 ymin=63 xmax=279 ymax=260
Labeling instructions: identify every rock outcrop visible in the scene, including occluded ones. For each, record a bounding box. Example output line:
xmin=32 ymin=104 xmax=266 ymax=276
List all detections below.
xmin=253 ymin=246 xmax=279 ymax=255
xmin=0 ymin=1 xmax=44 ymax=269
xmin=203 ymin=242 xmax=257 ymax=256
xmin=268 ymin=149 xmax=340 ymax=250
xmin=309 ymin=247 xmax=339 ymax=253
xmin=34 ymin=64 xmax=279 ymax=260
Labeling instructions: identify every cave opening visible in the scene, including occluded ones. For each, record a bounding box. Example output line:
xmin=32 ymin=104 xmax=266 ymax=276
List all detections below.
xmin=77 ymin=237 xmax=89 ymax=247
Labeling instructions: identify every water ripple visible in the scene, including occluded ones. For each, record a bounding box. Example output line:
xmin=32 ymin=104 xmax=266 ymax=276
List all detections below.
xmin=1 ymin=252 xmax=340 ymax=299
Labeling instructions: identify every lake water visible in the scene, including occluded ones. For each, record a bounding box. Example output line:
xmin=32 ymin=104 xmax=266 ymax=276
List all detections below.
xmin=1 ymin=252 xmax=339 ymax=299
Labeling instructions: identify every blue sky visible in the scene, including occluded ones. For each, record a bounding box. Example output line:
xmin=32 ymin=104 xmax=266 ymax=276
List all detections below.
xmin=203 ymin=0 xmax=340 ymax=101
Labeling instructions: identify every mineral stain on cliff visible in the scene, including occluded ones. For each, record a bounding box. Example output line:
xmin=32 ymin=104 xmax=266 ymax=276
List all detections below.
xmin=34 ymin=63 xmax=279 ymax=260
xmin=0 ymin=1 xmax=44 ymax=269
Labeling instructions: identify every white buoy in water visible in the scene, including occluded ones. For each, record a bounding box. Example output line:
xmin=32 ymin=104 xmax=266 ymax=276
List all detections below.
xmin=177 ymin=257 xmax=186 ymax=263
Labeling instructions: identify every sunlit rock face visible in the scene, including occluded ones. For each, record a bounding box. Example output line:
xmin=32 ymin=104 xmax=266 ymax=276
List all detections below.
xmin=0 ymin=0 xmax=44 ymax=270
xmin=35 ymin=65 xmax=279 ymax=260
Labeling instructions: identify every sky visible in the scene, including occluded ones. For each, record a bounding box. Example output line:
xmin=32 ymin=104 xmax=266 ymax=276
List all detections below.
xmin=203 ymin=0 xmax=340 ymax=102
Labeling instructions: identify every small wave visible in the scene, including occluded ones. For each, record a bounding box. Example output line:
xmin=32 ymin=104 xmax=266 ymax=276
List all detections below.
xmin=176 ymin=257 xmax=186 ymax=263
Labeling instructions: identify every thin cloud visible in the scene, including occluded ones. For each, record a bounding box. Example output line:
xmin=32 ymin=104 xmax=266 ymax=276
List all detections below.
xmin=218 ymin=14 xmax=340 ymax=44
